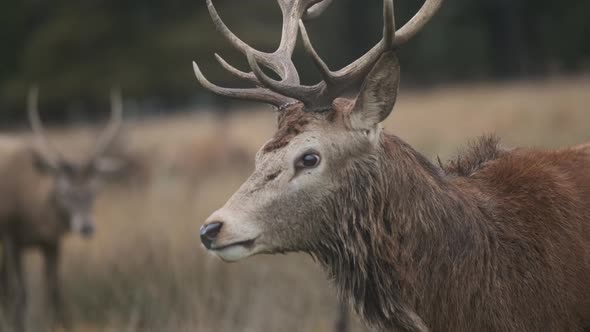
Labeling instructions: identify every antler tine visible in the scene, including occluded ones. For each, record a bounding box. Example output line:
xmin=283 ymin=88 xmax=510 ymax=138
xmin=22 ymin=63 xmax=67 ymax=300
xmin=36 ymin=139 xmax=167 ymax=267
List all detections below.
xmin=246 ymin=52 xmax=324 ymax=107
xmin=329 ymin=0 xmax=443 ymax=81
xmin=252 ymin=0 xmax=442 ymax=110
xmin=298 ymin=20 xmax=334 ymax=85
xmin=249 ymin=0 xmax=394 ymax=109
xmin=192 ymin=62 xmax=295 ymax=106
xmin=90 ymin=88 xmax=124 ymax=161
xmin=27 ymin=86 xmax=63 ymax=166
xmin=302 ymin=0 xmax=443 ymax=81
xmin=197 ymin=0 xmax=439 ymax=110
xmin=310 ymin=0 xmax=442 ymax=90
xmin=205 ymin=0 xmax=272 ymax=69
xmin=253 ymin=0 xmax=328 ymax=83
xmin=214 ymin=54 xmax=259 ymax=84
xmin=320 ymin=0 xmax=395 ymax=89
xmin=240 ymin=0 xmax=333 ymax=105
xmin=393 ymin=0 xmax=443 ymax=47
xmin=195 ymin=0 xmax=332 ymax=107
xmin=205 ymin=0 xmax=314 ymax=80
xmin=303 ymin=0 xmax=395 ymax=90
xmin=274 ymin=0 xmax=324 ymax=52
xmin=302 ymin=0 xmax=333 ymax=21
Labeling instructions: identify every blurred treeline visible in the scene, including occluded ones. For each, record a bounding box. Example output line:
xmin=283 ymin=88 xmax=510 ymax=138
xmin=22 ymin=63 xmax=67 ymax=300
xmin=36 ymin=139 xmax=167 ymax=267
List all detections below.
xmin=1 ymin=0 xmax=589 ymax=123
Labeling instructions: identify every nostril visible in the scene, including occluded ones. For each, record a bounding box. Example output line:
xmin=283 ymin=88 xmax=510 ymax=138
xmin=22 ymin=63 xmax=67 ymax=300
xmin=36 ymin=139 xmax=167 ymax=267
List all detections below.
xmin=202 ymin=222 xmax=223 ymax=240
xmin=81 ymin=225 xmax=95 ymax=237
xmin=200 ymin=222 xmax=223 ymax=249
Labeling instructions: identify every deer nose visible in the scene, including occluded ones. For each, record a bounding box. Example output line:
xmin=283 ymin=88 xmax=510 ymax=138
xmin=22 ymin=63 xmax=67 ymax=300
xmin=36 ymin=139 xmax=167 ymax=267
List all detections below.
xmin=80 ymin=224 xmax=95 ymax=237
xmin=200 ymin=222 xmax=223 ymax=249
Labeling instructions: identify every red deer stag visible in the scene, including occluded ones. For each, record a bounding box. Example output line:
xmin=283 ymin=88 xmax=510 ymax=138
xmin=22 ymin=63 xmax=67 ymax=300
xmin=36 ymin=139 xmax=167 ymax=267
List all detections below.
xmin=0 ymin=88 xmax=123 ymax=331
xmin=194 ymin=0 xmax=590 ymax=331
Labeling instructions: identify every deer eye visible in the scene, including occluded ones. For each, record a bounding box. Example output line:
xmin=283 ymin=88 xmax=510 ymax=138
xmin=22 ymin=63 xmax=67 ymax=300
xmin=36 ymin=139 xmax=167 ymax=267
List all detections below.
xmin=297 ymin=152 xmax=321 ymax=169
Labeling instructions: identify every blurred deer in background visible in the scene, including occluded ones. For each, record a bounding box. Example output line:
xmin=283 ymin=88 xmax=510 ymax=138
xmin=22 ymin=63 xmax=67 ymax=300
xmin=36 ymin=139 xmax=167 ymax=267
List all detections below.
xmin=195 ymin=0 xmax=590 ymax=331
xmin=0 ymin=88 xmax=124 ymax=331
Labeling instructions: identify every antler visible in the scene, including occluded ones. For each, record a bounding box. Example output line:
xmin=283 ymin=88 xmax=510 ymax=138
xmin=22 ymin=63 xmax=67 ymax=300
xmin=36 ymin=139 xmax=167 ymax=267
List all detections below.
xmin=89 ymin=88 xmax=124 ymax=163
xmin=194 ymin=0 xmax=443 ymax=111
xmin=27 ymin=86 xmax=64 ymax=167
xmin=28 ymin=87 xmax=123 ymax=167
xmin=302 ymin=0 xmax=333 ymax=21
xmin=193 ymin=0 xmax=330 ymax=107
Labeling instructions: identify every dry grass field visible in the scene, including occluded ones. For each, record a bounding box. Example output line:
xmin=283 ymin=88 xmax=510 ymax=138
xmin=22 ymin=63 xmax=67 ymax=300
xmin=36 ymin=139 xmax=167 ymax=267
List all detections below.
xmin=10 ymin=76 xmax=590 ymax=331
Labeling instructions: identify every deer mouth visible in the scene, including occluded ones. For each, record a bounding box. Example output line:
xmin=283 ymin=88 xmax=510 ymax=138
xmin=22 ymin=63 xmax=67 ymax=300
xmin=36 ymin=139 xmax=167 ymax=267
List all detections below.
xmin=212 ymin=238 xmax=256 ymax=251
xmin=210 ymin=238 xmax=259 ymax=262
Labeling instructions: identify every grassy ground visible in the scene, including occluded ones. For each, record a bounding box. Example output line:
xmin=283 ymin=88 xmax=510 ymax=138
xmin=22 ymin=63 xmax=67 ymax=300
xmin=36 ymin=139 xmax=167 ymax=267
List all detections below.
xmin=13 ymin=76 xmax=590 ymax=331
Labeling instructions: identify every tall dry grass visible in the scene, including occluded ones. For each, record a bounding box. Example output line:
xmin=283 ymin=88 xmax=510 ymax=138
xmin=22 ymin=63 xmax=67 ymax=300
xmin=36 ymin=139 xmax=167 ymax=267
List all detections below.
xmin=14 ymin=76 xmax=590 ymax=331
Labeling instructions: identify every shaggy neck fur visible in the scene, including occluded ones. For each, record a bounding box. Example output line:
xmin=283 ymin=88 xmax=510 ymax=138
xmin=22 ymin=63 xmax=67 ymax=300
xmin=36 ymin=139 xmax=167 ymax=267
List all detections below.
xmin=311 ymin=133 xmax=496 ymax=332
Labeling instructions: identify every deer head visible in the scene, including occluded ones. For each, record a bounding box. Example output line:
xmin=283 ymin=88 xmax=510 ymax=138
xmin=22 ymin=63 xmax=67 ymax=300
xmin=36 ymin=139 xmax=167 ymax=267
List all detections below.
xmin=27 ymin=87 xmax=124 ymax=237
xmin=195 ymin=0 xmax=442 ymax=261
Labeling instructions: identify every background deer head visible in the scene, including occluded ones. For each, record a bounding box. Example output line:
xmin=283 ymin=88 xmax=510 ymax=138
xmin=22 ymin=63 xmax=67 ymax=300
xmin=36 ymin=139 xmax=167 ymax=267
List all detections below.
xmin=27 ymin=87 xmax=124 ymax=237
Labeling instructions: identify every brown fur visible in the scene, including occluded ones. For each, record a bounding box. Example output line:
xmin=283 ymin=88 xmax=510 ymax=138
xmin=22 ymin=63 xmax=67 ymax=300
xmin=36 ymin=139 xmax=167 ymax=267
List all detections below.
xmin=0 ymin=137 xmax=110 ymax=331
xmin=443 ymin=135 xmax=506 ymax=176
xmin=309 ymin=128 xmax=590 ymax=331
xmin=264 ymin=104 xmax=312 ymax=153
xmin=0 ymin=141 xmax=70 ymax=244
xmin=0 ymin=139 xmax=63 ymax=330
xmin=264 ymin=100 xmax=350 ymax=153
xmin=205 ymin=93 xmax=590 ymax=331
xmin=200 ymin=24 xmax=590 ymax=332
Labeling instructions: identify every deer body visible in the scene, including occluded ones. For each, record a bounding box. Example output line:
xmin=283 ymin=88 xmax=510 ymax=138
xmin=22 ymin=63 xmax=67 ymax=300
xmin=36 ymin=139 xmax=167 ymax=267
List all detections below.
xmin=0 ymin=139 xmax=70 ymax=331
xmin=314 ymin=133 xmax=590 ymax=331
xmin=0 ymin=140 xmax=69 ymax=245
xmin=194 ymin=0 xmax=590 ymax=330
xmin=0 ymin=89 xmax=123 ymax=331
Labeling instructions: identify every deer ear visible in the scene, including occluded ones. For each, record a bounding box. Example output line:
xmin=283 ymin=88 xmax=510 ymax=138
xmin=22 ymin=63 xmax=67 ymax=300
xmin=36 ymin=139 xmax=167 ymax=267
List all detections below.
xmin=351 ymin=51 xmax=400 ymax=129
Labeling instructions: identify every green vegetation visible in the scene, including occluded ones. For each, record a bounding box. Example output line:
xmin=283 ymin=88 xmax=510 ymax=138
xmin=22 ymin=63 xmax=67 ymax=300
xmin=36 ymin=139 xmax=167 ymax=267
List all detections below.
xmin=1 ymin=0 xmax=589 ymax=121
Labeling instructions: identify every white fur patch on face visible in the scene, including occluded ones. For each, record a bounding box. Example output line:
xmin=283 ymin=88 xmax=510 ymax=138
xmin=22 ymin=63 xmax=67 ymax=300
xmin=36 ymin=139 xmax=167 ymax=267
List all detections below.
xmin=212 ymin=245 xmax=254 ymax=262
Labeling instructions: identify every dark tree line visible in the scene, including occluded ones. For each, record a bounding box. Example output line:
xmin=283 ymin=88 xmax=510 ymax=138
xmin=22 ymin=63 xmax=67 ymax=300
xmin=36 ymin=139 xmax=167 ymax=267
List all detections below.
xmin=0 ymin=0 xmax=589 ymax=123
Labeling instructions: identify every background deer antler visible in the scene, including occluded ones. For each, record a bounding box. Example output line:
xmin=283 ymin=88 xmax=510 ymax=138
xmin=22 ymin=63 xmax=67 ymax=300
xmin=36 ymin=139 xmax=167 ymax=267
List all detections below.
xmin=27 ymin=87 xmax=124 ymax=167
xmin=88 ymin=88 xmax=124 ymax=164
xmin=27 ymin=86 xmax=65 ymax=168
